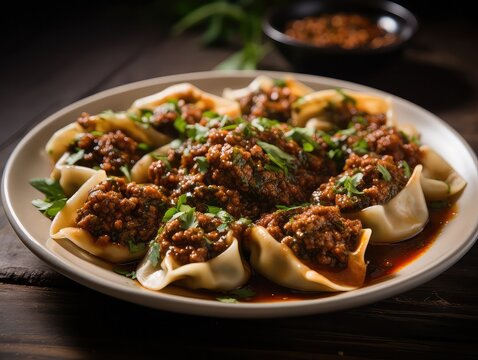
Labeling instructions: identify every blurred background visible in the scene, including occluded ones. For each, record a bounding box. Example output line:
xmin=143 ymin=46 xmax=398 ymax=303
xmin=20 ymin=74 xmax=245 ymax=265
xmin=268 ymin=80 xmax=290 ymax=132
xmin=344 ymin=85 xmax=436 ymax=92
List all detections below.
xmin=1 ymin=0 xmax=477 ymax=159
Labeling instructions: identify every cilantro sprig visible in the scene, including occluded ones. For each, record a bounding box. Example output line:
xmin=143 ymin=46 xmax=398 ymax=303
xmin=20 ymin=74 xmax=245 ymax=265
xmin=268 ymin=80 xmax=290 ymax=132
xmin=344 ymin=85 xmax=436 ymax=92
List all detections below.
xmin=162 ymin=194 xmax=198 ymax=230
xmin=285 ymin=127 xmax=318 ymax=153
xmin=377 ymin=164 xmax=392 ymax=182
xmin=30 ymin=178 xmax=68 ymax=218
xmin=335 ymin=173 xmax=364 ymax=197
xmin=257 ymin=141 xmax=296 ymax=175
xmin=216 ymin=286 xmax=256 ymax=303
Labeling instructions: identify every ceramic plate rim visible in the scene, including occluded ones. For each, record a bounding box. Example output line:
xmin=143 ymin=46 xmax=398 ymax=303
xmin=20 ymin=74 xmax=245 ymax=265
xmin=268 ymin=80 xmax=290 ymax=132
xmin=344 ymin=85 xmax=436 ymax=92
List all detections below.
xmin=2 ymin=70 xmax=478 ymax=318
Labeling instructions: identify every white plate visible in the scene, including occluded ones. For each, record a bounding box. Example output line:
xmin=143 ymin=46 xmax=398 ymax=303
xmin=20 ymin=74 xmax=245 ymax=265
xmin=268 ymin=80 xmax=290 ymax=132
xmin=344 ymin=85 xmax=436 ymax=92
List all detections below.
xmin=2 ymin=70 xmax=478 ymax=318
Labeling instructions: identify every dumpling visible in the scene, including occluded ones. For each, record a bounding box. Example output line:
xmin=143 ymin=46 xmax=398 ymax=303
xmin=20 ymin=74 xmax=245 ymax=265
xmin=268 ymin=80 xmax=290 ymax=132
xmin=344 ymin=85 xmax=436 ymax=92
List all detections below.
xmin=46 ymin=111 xmax=170 ymax=164
xmin=50 ymin=167 xmax=168 ymax=263
xmin=136 ymin=206 xmax=250 ymax=291
xmin=222 ymin=75 xmax=313 ymax=122
xmin=312 ymin=154 xmax=428 ymax=243
xmin=348 ymin=165 xmax=429 ymax=243
xmin=223 ymin=75 xmax=313 ymax=102
xmin=291 ymin=88 xmax=394 ymax=130
xmin=420 ymin=145 xmax=467 ymax=201
xmin=129 ymin=83 xmax=240 ymax=118
xmin=130 ymin=142 xmax=175 ymax=184
xmin=246 ymin=206 xmax=370 ymax=292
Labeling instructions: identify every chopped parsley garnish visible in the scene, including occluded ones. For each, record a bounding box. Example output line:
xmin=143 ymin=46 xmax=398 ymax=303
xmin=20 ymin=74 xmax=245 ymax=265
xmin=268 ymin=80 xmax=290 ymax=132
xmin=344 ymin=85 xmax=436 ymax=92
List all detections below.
xmin=150 ymin=154 xmax=171 ymax=170
xmin=162 ymin=194 xmax=198 ymax=230
xmin=276 ymin=203 xmax=310 ymax=212
xmin=337 ymin=127 xmax=356 ymax=136
xmin=429 ymin=200 xmax=451 ymax=209
xmin=127 ymin=240 xmax=146 ymax=254
xmin=216 ymin=286 xmax=256 ymax=303
xmin=250 ymin=117 xmax=280 ymax=131
xmin=30 ymin=178 xmax=68 ymax=218
xmin=336 ymin=88 xmax=357 ymax=105
xmin=148 ymin=242 xmax=161 ymax=267
xmin=128 ymin=109 xmax=153 ymax=128
xmin=377 ymin=164 xmax=392 ymax=181
xmin=65 ymin=149 xmax=85 ymax=165
xmin=186 ymin=123 xmax=209 ymax=143
xmin=351 ymin=115 xmax=368 ymax=125
xmin=113 ymin=267 xmax=137 ymax=280
xmin=257 ymin=141 xmax=296 ymax=175
xmin=399 ymin=160 xmax=411 ymax=178
xmin=195 ymin=156 xmax=209 ymax=174
xmin=206 ymin=205 xmax=234 ymax=232
xmin=137 ymin=142 xmax=152 ymax=152
xmin=285 ymin=127 xmax=318 ymax=152
xmin=352 ymin=138 xmax=369 ymax=155
xmin=174 ymin=117 xmax=187 ymax=134
xmin=203 ymin=110 xmax=219 ymax=119
xmin=335 ymin=173 xmax=364 ymax=197
xmin=120 ymin=165 xmax=132 ymax=182
xmin=90 ymin=130 xmax=104 ymax=137
xmin=273 ymin=78 xmax=287 ymax=87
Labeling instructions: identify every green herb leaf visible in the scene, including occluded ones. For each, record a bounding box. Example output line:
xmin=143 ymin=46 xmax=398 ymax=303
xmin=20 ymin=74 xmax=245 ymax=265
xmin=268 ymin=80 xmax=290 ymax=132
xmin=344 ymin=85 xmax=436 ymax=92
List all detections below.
xmin=90 ymin=130 xmax=104 ymax=137
xmin=302 ymin=142 xmax=314 ymax=152
xmin=257 ymin=140 xmax=295 ymax=174
xmin=207 ymin=205 xmax=222 ymax=215
xmin=128 ymin=240 xmax=146 ymax=254
xmin=162 ymin=207 xmax=179 ymax=222
xmin=250 ymin=117 xmax=280 ymax=131
xmin=400 ymin=160 xmax=411 ymax=178
xmin=137 ymin=143 xmax=152 ymax=152
xmin=276 ymin=203 xmax=310 ymax=211
xmin=352 ymin=115 xmax=368 ymax=125
xmin=174 ymin=117 xmax=187 ymax=134
xmin=195 ymin=156 xmax=209 ymax=174
xmin=273 ymin=78 xmax=287 ymax=87
xmin=150 ymin=154 xmax=171 ymax=170
xmin=429 ymin=200 xmax=451 ymax=209
xmin=337 ymin=127 xmax=356 ymax=136
xmin=352 ymin=138 xmax=369 ymax=155
xmin=120 ymin=166 xmax=131 ymax=182
xmin=148 ymin=242 xmax=161 ymax=267
xmin=285 ymin=127 xmax=318 ymax=152
xmin=229 ymin=286 xmax=256 ymax=298
xmin=179 ymin=207 xmax=198 ymax=230
xmin=43 ymin=198 xmax=67 ymax=217
xmin=177 ymin=194 xmax=188 ymax=208
xmin=65 ymin=149 xmax=85 ymax=165
xmin=113 ymin=267 xmax=137 ymax=280
xmin=186 ymin=123 xmax=209 ymax=143
xmin=30 ymin=178 xmax=66 ymax=201
xmin=335 ymin=173 xmax=364 ymax=197
xmin=377 ymin=164 xmax=392 ymax=181
xmin=336 ymin=88 xmax=357 ymax=105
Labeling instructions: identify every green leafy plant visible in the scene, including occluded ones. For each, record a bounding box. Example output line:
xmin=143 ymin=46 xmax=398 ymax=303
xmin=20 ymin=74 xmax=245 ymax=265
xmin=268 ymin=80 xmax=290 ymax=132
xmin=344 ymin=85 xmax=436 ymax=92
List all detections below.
xmin=172 ymin=0 xmax=280 ymax=70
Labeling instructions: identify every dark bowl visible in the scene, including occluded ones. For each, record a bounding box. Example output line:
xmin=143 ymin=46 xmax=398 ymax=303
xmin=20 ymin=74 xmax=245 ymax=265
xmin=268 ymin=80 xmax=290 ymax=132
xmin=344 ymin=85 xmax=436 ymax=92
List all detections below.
xmin=263 ymin=0 xmax=418 ymax=75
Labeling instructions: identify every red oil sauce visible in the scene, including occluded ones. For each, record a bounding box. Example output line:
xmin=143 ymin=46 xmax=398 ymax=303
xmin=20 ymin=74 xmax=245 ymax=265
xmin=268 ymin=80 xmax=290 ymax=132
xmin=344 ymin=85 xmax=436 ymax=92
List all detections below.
xmin=208 ymin=204 xmax=457 ymax=303
xmin=127 ymin=204 xmax=457 ymax=303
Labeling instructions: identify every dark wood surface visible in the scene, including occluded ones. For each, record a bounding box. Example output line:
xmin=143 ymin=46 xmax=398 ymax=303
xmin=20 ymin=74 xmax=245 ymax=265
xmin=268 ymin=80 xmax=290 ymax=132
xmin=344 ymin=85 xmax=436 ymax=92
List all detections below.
xmin=1 ymin=6 xmax=478 ymax=359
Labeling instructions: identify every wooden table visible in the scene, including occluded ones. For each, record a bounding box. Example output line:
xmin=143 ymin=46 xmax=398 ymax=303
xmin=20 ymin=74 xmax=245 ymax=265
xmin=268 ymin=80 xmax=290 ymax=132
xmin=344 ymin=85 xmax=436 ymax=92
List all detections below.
xmin=1 ymin=6 xmax=477 ymax=359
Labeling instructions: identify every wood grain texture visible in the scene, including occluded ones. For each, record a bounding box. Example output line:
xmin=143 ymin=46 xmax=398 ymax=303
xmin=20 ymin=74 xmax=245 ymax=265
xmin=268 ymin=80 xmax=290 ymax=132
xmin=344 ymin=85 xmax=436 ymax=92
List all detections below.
xmin=1 ymin=4 xmax=477 ymax=358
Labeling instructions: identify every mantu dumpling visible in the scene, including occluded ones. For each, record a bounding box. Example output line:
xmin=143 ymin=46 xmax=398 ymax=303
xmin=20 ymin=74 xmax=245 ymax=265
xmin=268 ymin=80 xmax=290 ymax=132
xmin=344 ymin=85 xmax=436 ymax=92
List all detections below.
xmin=291 ymin=88 xmax=394 ymax=131
xmin=420 ymin=145 xmax=467 ymax=201
xmin=223 ymin=75 xmax=313 ymax=122
xmin=46 ymin=111 xmax=171 ymax=164
xmin=246 ymin=206 xmax=370 ymax=292
xmin=128 ymin=83 xmax=240 ymax=138
xmin=136 ymin=202 xmax=250 ymax=291
xmin=312 ymin=154 xmax=428 ymax=243
xmin=50 ymin=167 xmax=169 ymax=263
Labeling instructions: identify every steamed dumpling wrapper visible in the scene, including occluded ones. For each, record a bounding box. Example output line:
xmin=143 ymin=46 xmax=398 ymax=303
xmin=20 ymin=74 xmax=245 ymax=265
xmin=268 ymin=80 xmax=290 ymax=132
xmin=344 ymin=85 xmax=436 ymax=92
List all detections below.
xmin=136 ymin=206 xmax=250 ymax=291
xmin=51 ymin=167 xmax=168 ymax=263
xmin=348 ymin=165 xmax=429 ymax=243
xmin=291 ymin=89 xmax=394 ymax=130
xmin=46 ymin=111 xmax=171 ymax=164
xmin=129 ymin=82 xmax=241 ymax=118
xmin=419 ymin=145 xmax=467 ymax=201
xmin=246 ymin=206 xmax=371 ymax=292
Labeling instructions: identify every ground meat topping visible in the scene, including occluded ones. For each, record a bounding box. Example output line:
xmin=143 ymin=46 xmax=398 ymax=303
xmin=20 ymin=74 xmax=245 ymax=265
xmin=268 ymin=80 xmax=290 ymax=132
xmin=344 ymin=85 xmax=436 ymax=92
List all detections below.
xmin=157 ymin=210 xmax=245 ymax=266
xmin=149 ymin=98 xmax=209 ymax=137
xmin=70 ymin=130 xmax=146 ymax=175
xmin=313 ymin=153 xmax=408 ymax=212
xmin=254 ymin=205 xmax=362 ymax=269
xmin=76 ymin=178 xmax=167 ymax=247
xmin=238 ymin=85 xmax=297 ymax=122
